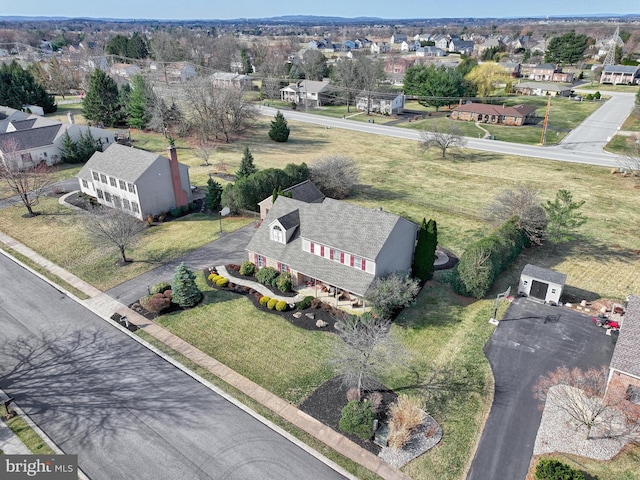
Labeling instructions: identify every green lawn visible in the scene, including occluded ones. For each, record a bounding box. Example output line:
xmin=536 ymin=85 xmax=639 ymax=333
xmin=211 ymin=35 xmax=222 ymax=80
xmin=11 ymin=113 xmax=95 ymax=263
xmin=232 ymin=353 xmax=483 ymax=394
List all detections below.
xmin=0 ymin=198 xmax=254 ymax=291
xmin=530 ymin=449 xmax=640 ymax=480
xmin=3 ymin=416 xmax=54 ymax=455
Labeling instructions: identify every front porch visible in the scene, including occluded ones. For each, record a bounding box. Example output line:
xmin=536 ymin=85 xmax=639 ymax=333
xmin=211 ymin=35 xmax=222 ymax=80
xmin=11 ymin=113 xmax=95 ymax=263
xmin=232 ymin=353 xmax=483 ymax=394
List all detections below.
xmin=295 ymin=276 xmax=367 ymax=314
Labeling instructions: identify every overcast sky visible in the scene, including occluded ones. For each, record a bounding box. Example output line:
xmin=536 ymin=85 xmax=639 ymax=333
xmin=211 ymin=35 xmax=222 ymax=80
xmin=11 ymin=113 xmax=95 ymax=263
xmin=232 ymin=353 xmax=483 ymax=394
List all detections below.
xmin=0 ymin=0 xmax=637 ymax=20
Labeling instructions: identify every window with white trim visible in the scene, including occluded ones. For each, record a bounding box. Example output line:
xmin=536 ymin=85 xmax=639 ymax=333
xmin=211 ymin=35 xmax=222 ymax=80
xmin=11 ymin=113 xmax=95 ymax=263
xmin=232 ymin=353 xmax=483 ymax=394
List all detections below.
xmin=113 ymin=196 xmax=122 ymax=209
xmin=92 ymin=172 xmax=99 ymax=181
xmin=100 ymin=174 xmax=107 ymax=183
xmin=257 ymin=255 xmax=265 ymax=267
xmin=131 ymin=201 xmax=139 ymax=213
xmin=104 ymin=192 xmax=112 ymax=202
xmin=119 ymin=180 xmax=126 ymax=190
xmin=271 ymin=225 xmax=284 ymax=243
xmin=331 ymin=249 xmax=342 ymax=262
xmin=353 ymin=256 xmax=363 ymax=269
xmin=81 ymin=179 xmax=88 ymax=189
xmin=279 ymin=263 xmax=290 ymax=273
xmin=96 ymin=189 xmax=104 ymax=199
xmin=128 ymin=183 xmax=136 ymax=194
xmin=122 ymin=199 xmax=131 ymax=210
xmin=109 ymin=177 xmax=117 ymax=187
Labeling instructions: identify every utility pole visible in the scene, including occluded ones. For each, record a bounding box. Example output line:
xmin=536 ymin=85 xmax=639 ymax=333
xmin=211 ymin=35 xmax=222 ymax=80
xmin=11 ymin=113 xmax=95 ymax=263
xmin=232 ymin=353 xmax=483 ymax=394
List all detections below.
xmin=540 ymin=95 xmax=551 ymax=145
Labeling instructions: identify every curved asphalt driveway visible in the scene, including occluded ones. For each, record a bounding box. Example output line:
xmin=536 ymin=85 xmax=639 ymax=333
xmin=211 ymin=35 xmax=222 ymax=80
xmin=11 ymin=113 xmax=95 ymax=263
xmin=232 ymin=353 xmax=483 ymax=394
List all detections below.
xmin=466 ymin=298 xmax=615 ymax=480
xmin=0 ymin=253 xmax=347 ymax=480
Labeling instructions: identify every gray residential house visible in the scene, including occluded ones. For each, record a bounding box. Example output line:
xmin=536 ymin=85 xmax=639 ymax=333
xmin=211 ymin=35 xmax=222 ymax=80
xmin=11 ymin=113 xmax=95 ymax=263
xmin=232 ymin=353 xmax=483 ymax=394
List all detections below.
xmin=0 ymin=106 xmax=114 ymax=168
xmin=355 ymin=91 xmax=405 ymax=115
xmin=280 ymin=80 xmax=334 ymax=108
xmin=77 ymin=144 xmax=192 ymax=220
xmin=245 ymin=196 xmax=418 ymax=301
xmin=513 ymin=81 xmax=572 ymax=97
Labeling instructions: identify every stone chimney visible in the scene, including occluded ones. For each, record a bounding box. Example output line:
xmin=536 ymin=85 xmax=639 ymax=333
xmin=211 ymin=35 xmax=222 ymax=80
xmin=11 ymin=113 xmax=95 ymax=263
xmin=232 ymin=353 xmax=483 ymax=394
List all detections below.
xmin=67 ymin=112 xmax=75 ymax=124
xmin=167 ymin=146 xmax=189 ymax=208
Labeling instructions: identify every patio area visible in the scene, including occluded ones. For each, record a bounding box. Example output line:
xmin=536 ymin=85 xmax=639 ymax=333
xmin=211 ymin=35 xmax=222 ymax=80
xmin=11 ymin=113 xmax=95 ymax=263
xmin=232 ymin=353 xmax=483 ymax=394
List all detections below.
xmin=295 ymin=280 xmax=368 ymax=314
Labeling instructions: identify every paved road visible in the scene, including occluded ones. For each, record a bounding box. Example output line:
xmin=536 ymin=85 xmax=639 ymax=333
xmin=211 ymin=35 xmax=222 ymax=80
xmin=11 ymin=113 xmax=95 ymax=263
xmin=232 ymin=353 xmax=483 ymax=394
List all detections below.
xmin=466 ymin=298 xmax=615 ymax=480
xmin=259 ymin=96 xmax=632 ymax=168
xmin=0 ymin=254 xmax=347 ymax=480
xmin=106 ymin=223 xmax=255 ymax=307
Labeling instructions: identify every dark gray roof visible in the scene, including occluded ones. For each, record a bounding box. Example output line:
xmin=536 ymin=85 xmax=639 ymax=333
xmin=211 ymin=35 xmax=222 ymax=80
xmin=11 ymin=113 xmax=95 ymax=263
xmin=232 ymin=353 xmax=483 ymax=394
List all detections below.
xmin=535 ymin=63 xmax=557 ymax=70
xmin=521 ymin=264 xmax=567 ymax=286
xmin=0 ymin=123 xmax=62 ymax=151
xmin=603 ymin=65 xmax=640 ymax=74
xmin=276 ymin=209 xmax=300 ymax=230
xmin=78 ymin=143 xmax=163 ymax=183
xmin=246 ymin=196 xmax=417 ymax=295
xmin=10 ymin=119 xmax=37 ymax=130
xmin=610 ymin=296 xmax=640 ymax=379
xmin=284 ymin=180 xmax=325 ymax=203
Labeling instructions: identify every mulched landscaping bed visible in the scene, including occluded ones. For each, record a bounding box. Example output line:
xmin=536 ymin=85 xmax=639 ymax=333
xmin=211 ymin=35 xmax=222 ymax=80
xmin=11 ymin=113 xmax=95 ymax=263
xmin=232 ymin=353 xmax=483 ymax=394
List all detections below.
xmin=299 ymin=375 xmax=398 ymax=455
xmin=206 ymin=267 xmax=348 ymax=333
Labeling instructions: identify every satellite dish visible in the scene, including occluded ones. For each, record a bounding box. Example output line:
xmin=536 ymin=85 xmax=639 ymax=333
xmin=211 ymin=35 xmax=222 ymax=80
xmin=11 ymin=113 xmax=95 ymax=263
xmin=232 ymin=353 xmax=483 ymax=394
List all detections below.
xmin=220 ymin=207 xmax=230 ymax=216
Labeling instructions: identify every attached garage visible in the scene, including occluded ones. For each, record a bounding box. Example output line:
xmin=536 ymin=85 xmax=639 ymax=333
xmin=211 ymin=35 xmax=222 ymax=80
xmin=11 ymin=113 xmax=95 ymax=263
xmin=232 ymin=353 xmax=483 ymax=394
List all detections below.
xmin=518 ymin=264 xmax=566 ymax=305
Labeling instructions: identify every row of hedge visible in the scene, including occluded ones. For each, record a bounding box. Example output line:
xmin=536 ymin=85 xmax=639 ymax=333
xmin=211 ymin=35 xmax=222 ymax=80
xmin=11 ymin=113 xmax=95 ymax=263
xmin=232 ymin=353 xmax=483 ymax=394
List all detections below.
xmin=451 ymin=217 xmax=529 ymax=299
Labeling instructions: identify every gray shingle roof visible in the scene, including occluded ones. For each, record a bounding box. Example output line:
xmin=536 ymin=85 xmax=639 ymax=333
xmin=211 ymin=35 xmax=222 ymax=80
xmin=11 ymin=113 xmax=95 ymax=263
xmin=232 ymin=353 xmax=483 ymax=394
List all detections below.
xmin=246 ymin=196 xmax=417 ymax=295
xmin=514 ymin=82 xmax=572 ymax=92
xmin=284 ymin=180 xmax=324 ymax=203
xmin=78 ymin=143 xmax=163 ymax=183
xmin=603 ymin=65 xmax=640 ymax=74
xmin=0 ymin=123 xmax=62 ymax=151
xmin=276 ymin=209 xmax=300 ymax=230
xmin=610 ymin=296 xmax=640 ymax=379
xmin=10 ymin=119 xmax=37 ymax=130
xmin=521 ymin=264 xmax=567 ymax=286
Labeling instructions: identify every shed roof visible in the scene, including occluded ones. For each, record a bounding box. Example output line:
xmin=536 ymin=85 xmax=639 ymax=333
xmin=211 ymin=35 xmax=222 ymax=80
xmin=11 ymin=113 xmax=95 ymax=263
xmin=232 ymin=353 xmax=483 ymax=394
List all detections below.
xmin=610 ymin=296 xmax=640 ymax=379
xmin=521 ymin=264 xmax=567 ymax=286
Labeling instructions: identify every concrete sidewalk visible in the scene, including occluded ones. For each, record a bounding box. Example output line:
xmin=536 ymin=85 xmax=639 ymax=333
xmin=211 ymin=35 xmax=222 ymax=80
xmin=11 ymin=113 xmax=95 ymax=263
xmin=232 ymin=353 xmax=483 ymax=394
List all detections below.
xmin=0 ymin=232 xmax=410 ymax=480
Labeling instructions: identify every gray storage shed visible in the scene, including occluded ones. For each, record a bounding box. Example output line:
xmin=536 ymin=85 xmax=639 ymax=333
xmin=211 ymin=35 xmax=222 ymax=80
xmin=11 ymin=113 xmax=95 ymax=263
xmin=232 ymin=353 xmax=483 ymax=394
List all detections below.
xmin=518 ymin=264 xmax=566 ymax=305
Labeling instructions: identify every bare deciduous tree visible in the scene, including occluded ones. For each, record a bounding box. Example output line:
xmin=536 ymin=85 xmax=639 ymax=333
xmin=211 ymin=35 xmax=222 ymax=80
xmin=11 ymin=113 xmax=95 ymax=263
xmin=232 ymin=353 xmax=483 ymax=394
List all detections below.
xmin=0 ymin=138 xmax=52 ymax=217
xmin=485 ymin=184 xmax=547 ymax=243
xmin=532 ymin=366 xmax=634 ymax=440
xmin=83 ymin=208 xmax=147 ymax=264
xmin=183 ymin=80 xmax=257 ymax=143
xmin=198 ymin=141 xmax=216 ymax=166
xmin=331 ymin=313 xmax=408 ymax=400
xmin=310 ymin=155 xmax=359 ymax=199
xmin=618 ymin=133 xmax=640 ymax=178
xmin=420 ymin=124 xmax=467 ymax=158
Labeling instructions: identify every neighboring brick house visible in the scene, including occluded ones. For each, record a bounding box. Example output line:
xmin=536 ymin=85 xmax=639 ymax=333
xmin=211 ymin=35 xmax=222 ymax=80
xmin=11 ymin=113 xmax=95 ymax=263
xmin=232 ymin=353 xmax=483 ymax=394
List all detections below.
xmin=529 ymin=63 xmax=574 ymax=83
xmin=501 ymin=61 xmax=522 ymax=77
xmin=384 ymin=57 xmax=415 ymax=75
xmin=606 ymin=296 xmax=640 ymax=408
xmin=0 ymin=106 xmax=114 ymax=167
xmin=280 ymin=80 xmax=334 ymax=107
xmin=451 ymin=102 xmax=537 ymax=126
xmin=246 ymin=196 xmax=418 ymax=299
xmin=513 ymin=82 xmax=572 ymax=97
xmin=77 ymin=144 xmax=192 ymax=220
xmin=356 ymin=92 xmax=405 ymax=115
xmin=258 ymin=180 xmax=325 ymax=220
xmin=600 ymin=65 xmax=640 ymax=85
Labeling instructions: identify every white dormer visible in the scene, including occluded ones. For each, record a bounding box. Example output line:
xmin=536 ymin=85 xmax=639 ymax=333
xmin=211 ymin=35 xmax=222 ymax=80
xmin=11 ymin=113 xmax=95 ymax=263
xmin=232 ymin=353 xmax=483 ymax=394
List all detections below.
xmin=271 ymin=223 xmax=285 ymax=243
xmin=269 ymin=209 xmax=300 ymax=244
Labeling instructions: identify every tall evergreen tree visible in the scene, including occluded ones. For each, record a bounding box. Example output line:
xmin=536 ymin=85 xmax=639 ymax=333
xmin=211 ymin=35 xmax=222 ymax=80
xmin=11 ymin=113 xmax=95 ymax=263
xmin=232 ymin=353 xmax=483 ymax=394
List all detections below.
xmin=205 ymin=178 xmax=223 ymax=211
xmin=126 ymin=74 xmax=151 ymax=129
xmin=171 ymin=263 xmax=201 ymax=308
xmin=0 ymin=60 xmax=56 ymax=113
xmin=268 ymin=110 xmax=290 ymax=142
xmin=83 ymin=69 xmax=123 ymax=127
xmin=413 ymin=218 xmax=438 ymax=281
xmin=236 ymin=146 xmax=257 ymax=178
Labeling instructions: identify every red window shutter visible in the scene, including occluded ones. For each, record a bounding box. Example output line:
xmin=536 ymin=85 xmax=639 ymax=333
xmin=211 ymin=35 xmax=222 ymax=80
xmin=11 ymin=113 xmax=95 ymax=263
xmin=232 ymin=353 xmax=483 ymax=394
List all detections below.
xmin=277 ymin=262 xmax=281 ymax=272
xmin=310 ymin=242 xmax=314 ymax=253
xmin=321 ymin=245 xmax=325 ymax=256
xmin=362 ymin=259 xmax=367 ymax=271
xmin=330 ymin=249 xmax=334 ymax=259
xmin=253 ymin=253 xmax=258 ymax=264
xmin=340 ymin=252 xmax=344 ymax=264
xmin=350 ymin=255 xmax=354 ymax=267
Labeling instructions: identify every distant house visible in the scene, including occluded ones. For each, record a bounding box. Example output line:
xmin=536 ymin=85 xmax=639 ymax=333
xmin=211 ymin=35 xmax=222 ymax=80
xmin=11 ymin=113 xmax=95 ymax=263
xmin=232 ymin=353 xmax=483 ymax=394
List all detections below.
xmin=371 ymin=42 xmax=390 ymax=54
xmin=501 ymin=61 xmax=522 ymax=78
xmin=245 ymin=196 xmax=419 ymax=300
xmin=475 ymin=37 xmax=503 ymax=55
xmin=280 ymin=80 xmax=333 ymax=108
xmin=600 ymin=65 xmax=640 ymax=85
xmin=166 ymin=62 xmax=197 ymax=82
xmin=77 ymin=144 xmax=192 ymax=220
xmin=513 ymin=81 xmax=572 ymax=97
xmin=529 ymin=63 xmax=574 ymax=83
xmin=0 ymin=106 xmax=114 ymax=168
xmin=449 ymin=39 xmax=474 ymax=55
xmin=390 ymin=34 xmax=408 ymax=45
xmin=606 ymin=296 xmax=640 ymax=407
xmin=384 ymin=57 xmax=415 ymax=75
xmin=451 ymin=102 xmax=537 ymax=126
xmin=433 ymin=35 xmax=450 ymax=50
xmin=211 ymin=72 xmax=253 ymax=90
xmin=356 ymin=91 xmax=405 ymax=115
xmin=258 ymin=180 xmax=325 ymax=220
xmin=110 ymin=63 xmax=141 ymax=78
xmin=415 ymin=46 xmax=446 ymax=57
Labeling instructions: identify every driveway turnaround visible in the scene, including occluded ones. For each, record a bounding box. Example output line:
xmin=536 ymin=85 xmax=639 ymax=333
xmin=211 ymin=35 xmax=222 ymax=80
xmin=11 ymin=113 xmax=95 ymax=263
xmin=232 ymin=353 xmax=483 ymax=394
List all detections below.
xmin=467 ymin=298 xmax=615 ymax=480
xmin=106 ymin=223 xmax=255 ymax=307
xmin=0 ymin=254 xmax=348 ymax=480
